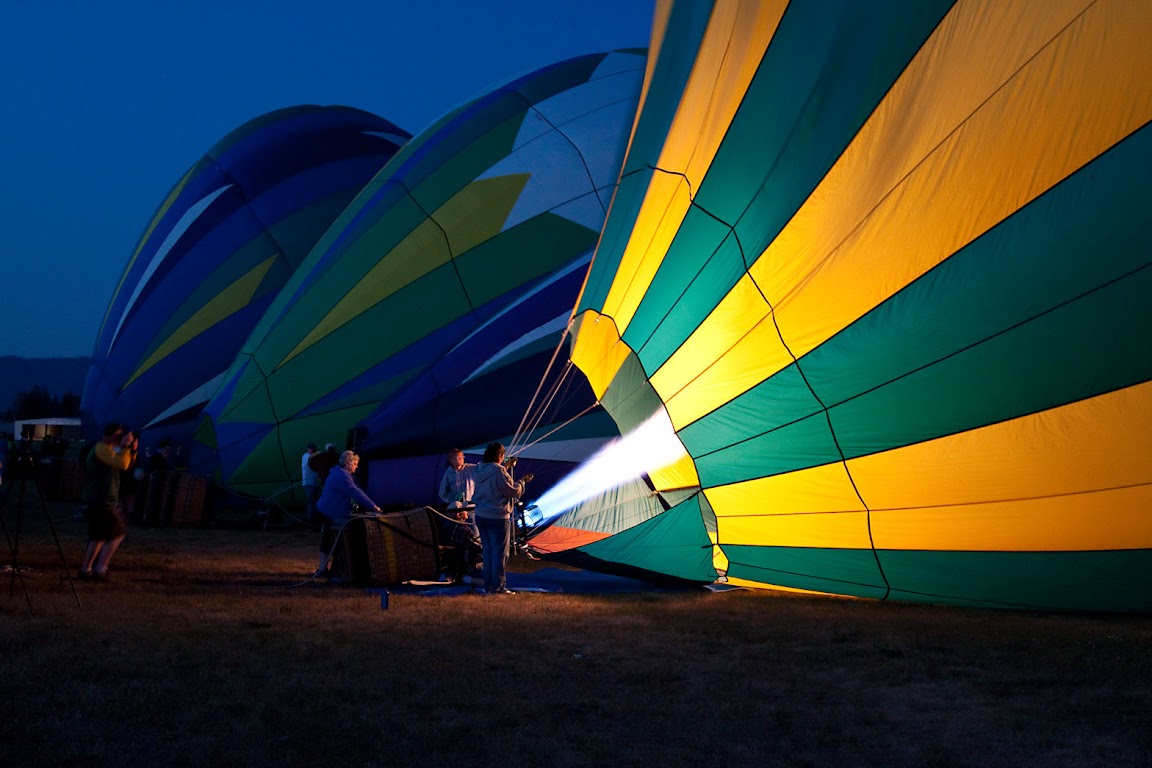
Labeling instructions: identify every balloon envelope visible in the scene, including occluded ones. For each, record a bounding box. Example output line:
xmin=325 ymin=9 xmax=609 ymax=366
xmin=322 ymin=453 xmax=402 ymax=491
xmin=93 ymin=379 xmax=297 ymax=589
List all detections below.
xmin=558 ymin=0 xmax=1152 ymax=611
xmin=82 ymin=105 xmax=409 ymax=453
xmin=198 ymin=51 xmax=647 ymax=503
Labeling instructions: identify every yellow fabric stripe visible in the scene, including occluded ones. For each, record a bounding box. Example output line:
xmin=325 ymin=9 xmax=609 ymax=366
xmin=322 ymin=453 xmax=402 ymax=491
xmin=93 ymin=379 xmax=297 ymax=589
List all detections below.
xmin=720 ymin=510 xmax=871 ymax=550
xmin=570 ymin=310 xmax=630 ymax=401
xmin=721 ymin=576 xmax=845 ymax=597
xmin=125 ymin=254 xmax=278 ymax=387
xmin=656 ymin=0 xmax=1152 ymax=428
xmin=708 ymin=460 xmax=865 ymax=518
xmin=648 ymin=450 xmax=700 ymax=492
xmin=282 ymin=174 xmax=526 ymax=366
xmin=706 ymin=380 xmax=1152 ymax=552
xmin=100 ymin=164 xmax=197 ymax=340
xmin=708 ymin=460 xmax=871 ymax=549
xmin=598 ymin=0 xmax=787 ymax=335
xmin=870 ymin=486 xmax=1152 ymax=552
xmin=709 ymin=527 xmax=729 ymax=576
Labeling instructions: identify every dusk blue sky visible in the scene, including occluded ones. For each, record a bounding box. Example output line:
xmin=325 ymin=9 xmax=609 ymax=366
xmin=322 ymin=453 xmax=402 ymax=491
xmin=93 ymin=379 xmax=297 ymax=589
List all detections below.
xmin=0 ymin=0 xmax=654 ymax=359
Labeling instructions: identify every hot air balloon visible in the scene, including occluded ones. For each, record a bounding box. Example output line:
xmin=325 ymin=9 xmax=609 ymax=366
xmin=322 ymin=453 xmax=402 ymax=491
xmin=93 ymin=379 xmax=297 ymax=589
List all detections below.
xmin=196 ymin=51 xmax=647 ymax=506
xmin=542 ymin=0 xmax=1152 ymax=611
xmin=82 ymin=106 xmax=410 ymax=454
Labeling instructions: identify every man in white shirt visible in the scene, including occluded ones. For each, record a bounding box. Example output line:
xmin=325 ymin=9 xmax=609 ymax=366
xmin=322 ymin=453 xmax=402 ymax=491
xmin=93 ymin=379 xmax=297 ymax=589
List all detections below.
xmin=301 ymin=442 xmax=320 ymax=523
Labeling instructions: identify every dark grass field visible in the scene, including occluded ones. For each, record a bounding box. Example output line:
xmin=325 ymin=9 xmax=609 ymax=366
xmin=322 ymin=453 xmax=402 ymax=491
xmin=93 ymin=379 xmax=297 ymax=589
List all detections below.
xmin=2 ymin=497 xmax=1150 ymax=767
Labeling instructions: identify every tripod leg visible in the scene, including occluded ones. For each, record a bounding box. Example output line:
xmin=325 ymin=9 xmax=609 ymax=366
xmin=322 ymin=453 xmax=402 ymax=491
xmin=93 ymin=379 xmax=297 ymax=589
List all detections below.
xmin=1 ymin=480 xmax=36 ymax=615
xmin=32 ymin=475 xmax=82 ymax=608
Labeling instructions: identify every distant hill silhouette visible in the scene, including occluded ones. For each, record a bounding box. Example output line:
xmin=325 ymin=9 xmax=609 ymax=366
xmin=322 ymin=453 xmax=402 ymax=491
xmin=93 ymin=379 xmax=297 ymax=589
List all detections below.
xmin=0 ymin=356 xmax=90 ymax=415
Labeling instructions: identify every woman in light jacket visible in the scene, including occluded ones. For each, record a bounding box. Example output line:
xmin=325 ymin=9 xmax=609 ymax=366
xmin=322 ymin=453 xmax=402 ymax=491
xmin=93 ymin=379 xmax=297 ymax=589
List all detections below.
xmin=471 ymin=442 xmax=532 ymax=594
xmin=315 ymin=450 xmax=380 ymax=576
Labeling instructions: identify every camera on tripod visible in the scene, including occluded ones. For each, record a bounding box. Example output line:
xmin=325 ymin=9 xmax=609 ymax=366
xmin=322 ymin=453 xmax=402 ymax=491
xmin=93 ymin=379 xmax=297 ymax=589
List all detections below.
xmin=8 ymin=444 xmax=39 ymax=481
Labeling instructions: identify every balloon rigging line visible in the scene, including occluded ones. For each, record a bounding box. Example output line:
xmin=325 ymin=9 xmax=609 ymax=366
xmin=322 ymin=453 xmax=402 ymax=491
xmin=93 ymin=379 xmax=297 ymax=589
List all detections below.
xmin=515 ymin=359 xmax=581 ymax=448
xmin=497 ymin=81 xmax=635 ymax=454
xmin=512 ymin=400 xmax=602 ymax=459
xmin=508 ymin=317 xmax=575 ymax=452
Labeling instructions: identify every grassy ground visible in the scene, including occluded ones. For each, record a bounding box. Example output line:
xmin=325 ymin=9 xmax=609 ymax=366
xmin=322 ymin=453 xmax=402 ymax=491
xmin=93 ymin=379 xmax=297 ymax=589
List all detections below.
xmin=2 ymin=496 xmax=1150 ymax=768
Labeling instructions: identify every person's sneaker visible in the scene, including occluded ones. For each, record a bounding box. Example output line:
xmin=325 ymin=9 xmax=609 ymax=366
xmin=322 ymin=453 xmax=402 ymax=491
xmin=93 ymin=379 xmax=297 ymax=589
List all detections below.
xmin=494 ymin=588 xmax=516 ymax=595
xmin=77 ymin=569 xmax=92 ymax=581
xmin=91 ymin=571 xmax=111 ymax=583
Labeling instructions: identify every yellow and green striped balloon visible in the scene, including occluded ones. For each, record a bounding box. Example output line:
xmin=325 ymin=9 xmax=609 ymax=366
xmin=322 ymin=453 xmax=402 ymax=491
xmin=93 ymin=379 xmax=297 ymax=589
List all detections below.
xmin=565 ymin=0 xmax=1152 ymax=611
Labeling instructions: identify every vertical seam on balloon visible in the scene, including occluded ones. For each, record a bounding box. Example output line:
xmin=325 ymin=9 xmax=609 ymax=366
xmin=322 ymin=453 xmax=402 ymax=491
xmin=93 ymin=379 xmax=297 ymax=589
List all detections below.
xmin=638 ymin=164 xmax=892 ymax=598
xmin=396 ymin=176 xmax=464 ymax=313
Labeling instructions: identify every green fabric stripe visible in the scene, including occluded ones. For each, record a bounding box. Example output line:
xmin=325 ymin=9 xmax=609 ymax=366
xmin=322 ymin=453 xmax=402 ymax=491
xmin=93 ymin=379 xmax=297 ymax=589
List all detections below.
xmin=628 ymin=0 xmax=956 ymax=370
xmin=722 ymin=545 xmax=888 ymax=599
xmin=301 ymin=368 xmax=418 ymax=417
xmin=695 ymin=265 xmax=1152 ymax=485
xmin=723 ymin=546 xmax=1152 ymax=611
xmin=455 ymin=213 xmax=597 ymax=306
xmin=684 ymin=126 xmax=1152 ymax=484
xmin=216 ymin=358 xmax=275 ymax=425
xmin=829 ymin=269 xmax=1152 ymax=456
xmin=879 ymin=550 xmax=1152 ymax=612
xmin=266 ymin=186 xmax=381 ymax=269
xmin=600 ymin=349 xmax=665 ymax=435
xmin=577 ymin=495 xmax=717 ymax=583
xmin=265 ymin=265 xmax=467 ymax=417
xmin=628 ymin=208 xmax=739 ymax=360
xmin=255 ymin=189 xmax=435 ymax=370
xmin=193 ymin=412 xmax=217 ymax=451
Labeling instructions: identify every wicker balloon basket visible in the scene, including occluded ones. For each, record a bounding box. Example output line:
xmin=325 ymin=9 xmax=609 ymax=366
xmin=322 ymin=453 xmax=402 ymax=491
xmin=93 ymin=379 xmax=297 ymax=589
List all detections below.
xmin=331 ymin=508 xmax=442 ymax=586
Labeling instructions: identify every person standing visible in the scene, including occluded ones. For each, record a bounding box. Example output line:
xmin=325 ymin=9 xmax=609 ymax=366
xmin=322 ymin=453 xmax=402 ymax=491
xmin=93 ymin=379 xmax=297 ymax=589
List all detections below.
xmin=79 ymin=423 xmax=138 ymax=582
xmin=137 ymin=437 xmax=172 ymax=525
xmin=314 ymin=450 xmax=380 ymax=577
xmin=471 ymin=442 xmax=532 ymax=594
xmin=308 ymin=442 xmax=339 ymax=487
xmin=146 ymin=438 xmax=172 ymax=474
xmin=301 ymin=442 xmax=320 ymax=524
xmin=438 ymin=448 xmax=477 ymax=535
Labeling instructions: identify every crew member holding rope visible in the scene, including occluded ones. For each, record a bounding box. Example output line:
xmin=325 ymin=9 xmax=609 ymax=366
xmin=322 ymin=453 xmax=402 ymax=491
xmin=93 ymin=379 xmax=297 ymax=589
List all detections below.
xmin=314 ymin=450 xmax=380 ymax=578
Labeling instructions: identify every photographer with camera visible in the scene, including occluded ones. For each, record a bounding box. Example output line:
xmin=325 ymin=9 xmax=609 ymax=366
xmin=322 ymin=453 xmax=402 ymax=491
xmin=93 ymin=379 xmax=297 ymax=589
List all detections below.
xmin=471 ymin=442 xmax=533 ymax=595
xmin=78 ymin=423 xmax=138 ymax=582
